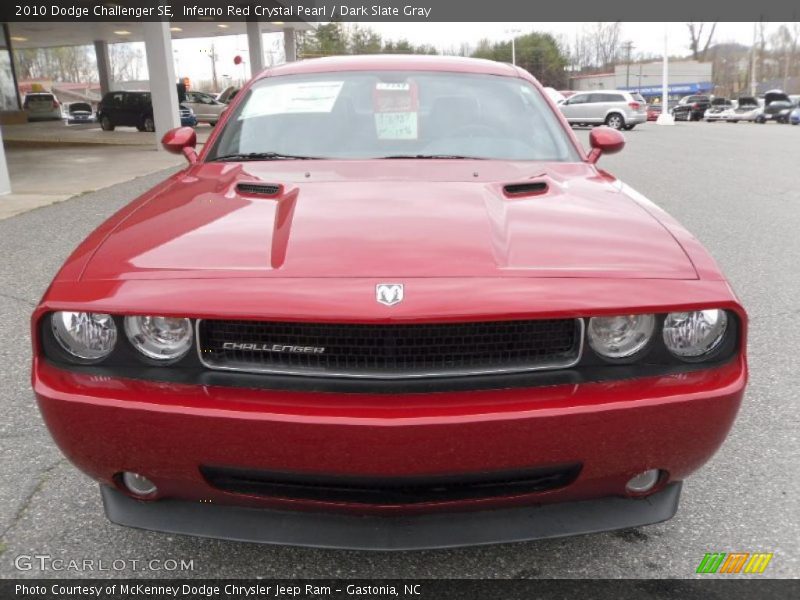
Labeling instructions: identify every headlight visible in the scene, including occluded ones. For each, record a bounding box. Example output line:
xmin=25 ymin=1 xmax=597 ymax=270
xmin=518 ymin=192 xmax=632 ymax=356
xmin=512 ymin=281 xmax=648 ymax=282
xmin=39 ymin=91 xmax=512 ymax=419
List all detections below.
xmin=51 ymin=312 xmax=117 ymax=361
xmin=124 ymin=316 xmax=193 ymax=361
xmin=587 ymin=314 xmax=655 ymax=359
xmin=663 ymin=310 xmax=728 ymax=359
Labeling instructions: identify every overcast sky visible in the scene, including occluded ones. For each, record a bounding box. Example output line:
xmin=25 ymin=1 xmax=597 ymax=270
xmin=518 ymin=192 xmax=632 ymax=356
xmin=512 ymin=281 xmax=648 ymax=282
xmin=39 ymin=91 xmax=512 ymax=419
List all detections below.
xmin=170 ymin=22 xmax=764 ymax=84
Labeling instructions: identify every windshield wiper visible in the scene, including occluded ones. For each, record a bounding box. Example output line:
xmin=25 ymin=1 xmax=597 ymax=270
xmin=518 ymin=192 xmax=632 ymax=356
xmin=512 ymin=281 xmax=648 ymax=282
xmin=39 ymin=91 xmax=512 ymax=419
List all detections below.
xmin=379 ymin=154 xmax=486 ymax=160
xmin=210 ymin=152 xmax=320 ymax=162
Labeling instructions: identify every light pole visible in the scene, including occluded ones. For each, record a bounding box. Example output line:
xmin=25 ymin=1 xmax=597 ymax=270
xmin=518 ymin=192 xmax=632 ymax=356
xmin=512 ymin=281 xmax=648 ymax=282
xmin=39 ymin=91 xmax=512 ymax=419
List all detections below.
xmin=505 ymin=28 xmax=521 ymax=66
xmin=657 ymin=25 xmax=675 ymax=125
xmin=750 ymin=22 xmax=757 ymax=96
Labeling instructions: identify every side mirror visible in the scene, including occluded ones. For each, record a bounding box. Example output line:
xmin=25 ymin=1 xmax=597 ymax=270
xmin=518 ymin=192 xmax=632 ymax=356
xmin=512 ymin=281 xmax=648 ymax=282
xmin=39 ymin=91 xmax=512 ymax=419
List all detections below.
xmin=161 ymin=126 xmax=197 ymax=164
xmin=587 ymin=127 xmax=625 ymax=164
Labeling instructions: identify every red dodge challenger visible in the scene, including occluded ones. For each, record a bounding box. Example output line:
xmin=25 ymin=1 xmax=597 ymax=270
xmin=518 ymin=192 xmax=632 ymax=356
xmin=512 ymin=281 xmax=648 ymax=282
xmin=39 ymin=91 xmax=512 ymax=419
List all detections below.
xmin=32 ymin=55 xmax=746 ymax=550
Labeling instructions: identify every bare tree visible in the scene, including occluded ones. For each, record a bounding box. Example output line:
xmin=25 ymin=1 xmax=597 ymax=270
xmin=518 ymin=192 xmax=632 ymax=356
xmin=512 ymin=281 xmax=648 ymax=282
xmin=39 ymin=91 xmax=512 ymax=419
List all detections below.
xmin=14 ymin=46 xmax=96 ymax=82
xmin=687 ymin=22 xmax=718 ymax=61
xmin=592 ymin=22 xmax=621 ymax=69
xmin=109 ymin=43 xmax=145 ymax=83
xmin=771 ymin=23 xmax=799 ymax=89
xmin=565 ymin=23 xmax=619 ymax=72
xmin=566 ymin=30 xmax=591 ymax=71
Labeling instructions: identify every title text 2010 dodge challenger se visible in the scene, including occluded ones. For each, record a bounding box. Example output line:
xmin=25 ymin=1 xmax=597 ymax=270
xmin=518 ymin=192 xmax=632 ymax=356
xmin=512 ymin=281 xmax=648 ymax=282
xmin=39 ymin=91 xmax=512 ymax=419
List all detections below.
xmin=32 ymin=56 xmax=746 ymax=550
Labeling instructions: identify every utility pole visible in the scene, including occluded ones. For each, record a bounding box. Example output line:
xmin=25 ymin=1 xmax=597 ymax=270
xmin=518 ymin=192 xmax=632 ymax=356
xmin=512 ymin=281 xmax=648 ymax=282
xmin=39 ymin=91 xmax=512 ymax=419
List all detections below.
xmin=200 ymin=44 xmax=219 ymax=90
xmin=623 ymin=41 xmax=634 ymax=88
xmin=210 ymin=42 xmax=218 ymax=91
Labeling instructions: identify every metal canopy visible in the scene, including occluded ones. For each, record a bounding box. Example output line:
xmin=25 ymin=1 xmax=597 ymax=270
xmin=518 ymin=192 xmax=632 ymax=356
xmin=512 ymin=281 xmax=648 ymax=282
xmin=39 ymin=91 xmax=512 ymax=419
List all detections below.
xmin=7 ymin=21 xmax=313 ymax=49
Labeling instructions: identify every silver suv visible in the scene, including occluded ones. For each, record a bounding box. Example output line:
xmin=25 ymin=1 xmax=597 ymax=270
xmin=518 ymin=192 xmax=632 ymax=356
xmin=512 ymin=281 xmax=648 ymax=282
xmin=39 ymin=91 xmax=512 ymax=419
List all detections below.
xmin=558 ymin=90 xmax=647 ymax=130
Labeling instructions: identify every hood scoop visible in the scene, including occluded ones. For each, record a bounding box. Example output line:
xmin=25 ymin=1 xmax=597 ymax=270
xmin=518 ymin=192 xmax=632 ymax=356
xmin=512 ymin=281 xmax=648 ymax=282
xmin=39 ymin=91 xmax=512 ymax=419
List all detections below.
xmin=503 ymin=181 xmax=549 ymax=198
xmin=237 ymin=182 xmax=282 ymax=197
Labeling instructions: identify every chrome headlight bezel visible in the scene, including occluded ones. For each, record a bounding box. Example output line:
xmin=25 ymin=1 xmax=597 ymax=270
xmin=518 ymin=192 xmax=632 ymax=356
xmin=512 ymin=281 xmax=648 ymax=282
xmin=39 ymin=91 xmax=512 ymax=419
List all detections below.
xmin=586 ymin=314 xmax=657 ymax=362
xmin=662 ymin=309 xmax=730 ymax=362
xmin=50 ymin=311 xmax=118 ymax=363
xmin=124 ymin=315 xmax=194 ymax=363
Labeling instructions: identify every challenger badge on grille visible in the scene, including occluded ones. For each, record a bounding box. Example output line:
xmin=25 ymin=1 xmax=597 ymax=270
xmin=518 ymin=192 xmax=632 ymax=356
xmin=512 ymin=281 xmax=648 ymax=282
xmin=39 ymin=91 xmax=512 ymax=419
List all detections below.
xmin=221 ymin=342 xmax=325 ymax=354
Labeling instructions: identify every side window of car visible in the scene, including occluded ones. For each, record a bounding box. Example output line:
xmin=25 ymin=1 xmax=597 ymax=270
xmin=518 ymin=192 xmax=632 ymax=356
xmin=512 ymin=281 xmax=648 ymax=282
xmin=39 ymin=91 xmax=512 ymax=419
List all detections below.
xmin=111 ymin=93 xmax=124 ymax=107
xmin=609 ymin=94 xmax=625 ymax=103
xmin=569 ymin=94 xmax=589 ymax=105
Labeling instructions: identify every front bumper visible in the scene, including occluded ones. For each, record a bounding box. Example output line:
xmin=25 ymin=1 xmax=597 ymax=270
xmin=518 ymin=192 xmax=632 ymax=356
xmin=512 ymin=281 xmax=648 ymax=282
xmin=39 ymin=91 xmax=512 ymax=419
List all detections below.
xmin=102 ymin=481 xmax=681 ymax=550
xmin=35 ymin=351 xmax=745 ymax=546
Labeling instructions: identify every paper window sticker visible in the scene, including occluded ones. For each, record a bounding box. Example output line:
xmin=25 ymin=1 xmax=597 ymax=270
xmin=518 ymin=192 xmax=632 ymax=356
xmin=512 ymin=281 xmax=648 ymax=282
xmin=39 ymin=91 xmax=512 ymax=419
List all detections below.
xmin=375 ymin=112 xmax=419 ymax=140
xmin=373 ymin=80 xmax=419 ymax=139
xmin=241 ymin=81 xmax=344 ymax=119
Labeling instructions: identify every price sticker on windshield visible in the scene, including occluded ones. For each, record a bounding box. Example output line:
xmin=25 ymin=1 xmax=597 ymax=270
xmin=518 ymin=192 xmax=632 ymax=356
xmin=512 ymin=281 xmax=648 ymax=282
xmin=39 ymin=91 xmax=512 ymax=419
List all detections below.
xmin=374 ymin=81 xmax=419 ymax=140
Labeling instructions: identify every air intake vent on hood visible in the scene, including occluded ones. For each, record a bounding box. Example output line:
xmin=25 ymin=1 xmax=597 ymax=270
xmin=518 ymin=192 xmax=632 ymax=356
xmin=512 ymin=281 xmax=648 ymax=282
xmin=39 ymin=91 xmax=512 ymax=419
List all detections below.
xmin=503 ymin=182 xmax=548 ymax=197
xmin=237 ymin=182 xmax=282 ymax=197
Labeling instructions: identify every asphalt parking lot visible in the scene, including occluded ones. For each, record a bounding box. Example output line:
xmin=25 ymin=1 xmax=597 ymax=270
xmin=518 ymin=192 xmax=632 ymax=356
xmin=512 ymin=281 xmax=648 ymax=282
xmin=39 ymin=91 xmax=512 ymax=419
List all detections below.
xmin=0 ymin=121 xmax=797 ymax=579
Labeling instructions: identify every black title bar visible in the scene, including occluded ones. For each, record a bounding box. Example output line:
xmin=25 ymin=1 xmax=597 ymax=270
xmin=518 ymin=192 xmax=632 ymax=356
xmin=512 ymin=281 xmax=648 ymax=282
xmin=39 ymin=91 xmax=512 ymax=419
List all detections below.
xmin=2 ymin=1 xmax=798 ymax=22
xmin=3 ymin=579 xmax=799 ymax=600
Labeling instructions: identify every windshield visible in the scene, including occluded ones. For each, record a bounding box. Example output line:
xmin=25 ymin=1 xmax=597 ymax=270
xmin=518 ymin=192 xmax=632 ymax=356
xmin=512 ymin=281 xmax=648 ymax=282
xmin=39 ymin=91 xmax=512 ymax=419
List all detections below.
xmin=209 ymin=71 xmax=579 ymax=161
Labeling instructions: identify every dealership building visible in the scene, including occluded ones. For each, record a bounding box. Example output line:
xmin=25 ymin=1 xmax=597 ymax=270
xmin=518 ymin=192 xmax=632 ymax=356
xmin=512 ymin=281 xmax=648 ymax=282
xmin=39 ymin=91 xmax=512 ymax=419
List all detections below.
xmin=0 ymin=16 xmax=315 ymax=195
xmin=569 ymin=60 xmax=713 ymax=103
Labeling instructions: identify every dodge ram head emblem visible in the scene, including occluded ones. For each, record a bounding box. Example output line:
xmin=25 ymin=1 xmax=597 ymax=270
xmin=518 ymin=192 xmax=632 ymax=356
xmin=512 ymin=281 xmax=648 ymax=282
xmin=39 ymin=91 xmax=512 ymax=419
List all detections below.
xmin=376 ymin=283 xmax=404 ymax=306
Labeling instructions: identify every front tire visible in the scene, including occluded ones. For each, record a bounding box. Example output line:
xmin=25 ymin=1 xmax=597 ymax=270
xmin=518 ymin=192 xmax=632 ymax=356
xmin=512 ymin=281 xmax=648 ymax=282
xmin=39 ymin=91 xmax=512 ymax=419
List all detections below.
xmin=605 ymin=113 xmax=625 ymax=130
xmin=100 ymin=116 xmax=114 ymax=131
xmin=142 ymin=117 xmax=155 ymax=132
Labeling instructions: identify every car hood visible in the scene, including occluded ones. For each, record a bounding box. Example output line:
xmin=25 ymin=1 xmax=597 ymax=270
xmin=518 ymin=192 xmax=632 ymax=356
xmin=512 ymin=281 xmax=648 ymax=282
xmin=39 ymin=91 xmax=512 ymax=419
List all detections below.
xmin=81 ymin=161 xmax=698 ymax=281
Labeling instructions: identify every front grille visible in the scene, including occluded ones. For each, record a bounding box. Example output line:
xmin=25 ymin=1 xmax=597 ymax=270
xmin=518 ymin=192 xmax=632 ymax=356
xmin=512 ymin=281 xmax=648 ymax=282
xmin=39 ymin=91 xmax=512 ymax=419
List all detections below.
xmin=201 ymin=464 xmax=582 ymax=505
xmin=197 ymin=318 xmax=583 ymax=379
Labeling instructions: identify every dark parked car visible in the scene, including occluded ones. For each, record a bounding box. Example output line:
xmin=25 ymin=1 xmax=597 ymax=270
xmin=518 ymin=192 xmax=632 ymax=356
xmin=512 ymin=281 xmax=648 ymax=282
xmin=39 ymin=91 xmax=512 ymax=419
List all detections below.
xmin=97 ymin=91 xmax=197 ymax=132
xmin=65 ymin=102 xmax=95 ymax=125
xmin=755 ymin=90 xmax=794 ymax=124
xmin=671 ymin=95 xmax=712 ymax=121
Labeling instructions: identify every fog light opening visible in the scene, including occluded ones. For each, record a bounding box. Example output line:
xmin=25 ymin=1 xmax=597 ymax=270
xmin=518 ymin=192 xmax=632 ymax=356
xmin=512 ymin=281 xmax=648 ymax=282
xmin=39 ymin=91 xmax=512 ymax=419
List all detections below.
xmin=121 ymin=472 xmax=158 ymax=497
xmin=625 ymin=469 xmax=663 ymax=495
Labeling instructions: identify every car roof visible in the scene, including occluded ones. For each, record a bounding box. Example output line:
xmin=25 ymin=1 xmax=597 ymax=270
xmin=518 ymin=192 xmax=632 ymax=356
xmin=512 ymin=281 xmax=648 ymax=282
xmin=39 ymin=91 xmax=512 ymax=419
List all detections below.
xmin=256 ymin=55 xmax=520 ymax=80
xmin=574 ymin=89 xmax=630 ymax=94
